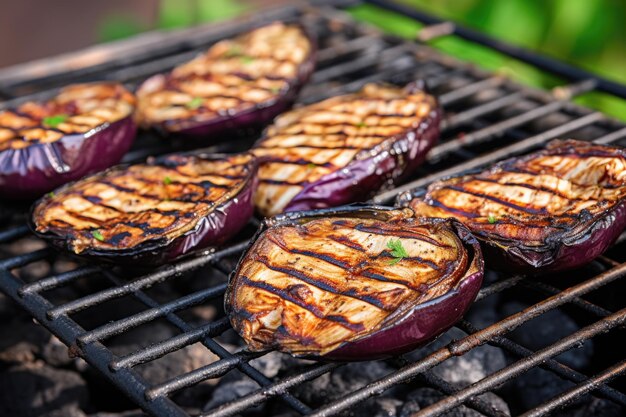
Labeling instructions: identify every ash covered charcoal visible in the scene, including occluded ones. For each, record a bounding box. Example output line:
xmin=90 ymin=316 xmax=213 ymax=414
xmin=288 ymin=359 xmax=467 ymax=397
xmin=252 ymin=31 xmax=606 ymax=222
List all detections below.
xmin=0 ymin=361 xmax=90 ymax=417
xmin=401 ymin=388 xmax=510 ymax=417
xmin=554 ymin=397 xmax=625 ymax=417
xmin=202 ymin=351 xmax=292 ymax=413
xmin=406 ymin=327 xmax=507 ymax=387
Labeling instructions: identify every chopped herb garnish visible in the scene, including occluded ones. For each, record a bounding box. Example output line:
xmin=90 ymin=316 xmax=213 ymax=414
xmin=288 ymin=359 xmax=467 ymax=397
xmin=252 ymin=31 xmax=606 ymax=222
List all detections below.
xmin=47 ymin=191 xmax=55 ymax=198
xmin=186 ymin=97 xmax=204 ymax=110
xmin=387 ymin=238 xmax=409 ymax=265
xmin=240 ymin=55 xmax=255 ymax=65
xmin=488 ymin=214 xmax=498 ymax=224
xmin=224 ymin=45 xmax=243 ymax=57
xmin=306 ymin=163 xmax=316 ymax=170
xmin=91 ymin=230 xmax=105 ymax=241
xmin=163 ymin=176 xmax=173 ymax=185
xmin=269 ymin=86 xmax=282 ymax=94
xmin=356 ymin=121 xmax=367 ymax=128
xmin=42 ymin=114 xmax=68 ymax=128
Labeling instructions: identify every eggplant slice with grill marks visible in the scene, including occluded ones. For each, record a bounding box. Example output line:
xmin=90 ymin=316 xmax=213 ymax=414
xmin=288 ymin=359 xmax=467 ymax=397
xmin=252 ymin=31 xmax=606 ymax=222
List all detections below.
xmin=225 ymin=206 xmax=483 ymax=360
xmin=252 ymin=82 xmax=441 ymax=217
xmin=31 ymin=153 xmax=257 ymax=265
xmin=0 ymin=82 xmax=136 ymax=199
xmin=135 ymin=22 xmax=316 ymax=139
xmin=399 ymin=139 xmax=626 ymax=271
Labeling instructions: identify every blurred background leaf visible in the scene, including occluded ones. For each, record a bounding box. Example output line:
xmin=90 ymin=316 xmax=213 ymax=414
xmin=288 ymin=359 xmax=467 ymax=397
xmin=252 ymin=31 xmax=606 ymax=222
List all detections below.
xmin=348 ymin=0 xmax=626 ymax=120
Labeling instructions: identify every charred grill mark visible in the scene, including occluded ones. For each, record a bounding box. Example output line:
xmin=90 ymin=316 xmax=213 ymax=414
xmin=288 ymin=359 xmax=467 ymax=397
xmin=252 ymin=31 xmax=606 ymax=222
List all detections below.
xmin=409 ymin=140 xmax=626 ymax=247
xmin=441 ymin=185 xmax=550 ymax=215
xmin=254 ymin=256 xmax=389 ymax=311
xmin=253 ymin=83 xmax=438 ymax=216
xmin=353 ymin=223 xmax=451 ymax=248
xmin=0 ymin=83 xmax=135 ymax=151
xmin=329 ymin=235 xmax=366 ymax=252
xmin=33 ymin=154 xmax=253 ymax=253
xmin=228 ymin=212 xmax=473 ymax=356
xmin=239 ymin=276 xmax=366 ymax=332
xmin=136 ymin=23 xmax=312 ymax=130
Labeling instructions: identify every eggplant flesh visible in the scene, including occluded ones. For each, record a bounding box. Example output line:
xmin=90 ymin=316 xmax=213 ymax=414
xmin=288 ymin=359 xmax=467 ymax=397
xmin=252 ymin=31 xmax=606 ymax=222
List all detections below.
xmin=401 ymin=139 xmax=626 ymax=271
xmin=135 ymin=22 xmax=315 ymax=137
xmin=31 ymin=153 xmax=257 ymax=264
xmin=252 ymin=82 xmax=441 ymax=217
xmin=0 ymin=82 xmax=137 ymax=199
xmin=226 ymin=206 xmax=483 ymax=359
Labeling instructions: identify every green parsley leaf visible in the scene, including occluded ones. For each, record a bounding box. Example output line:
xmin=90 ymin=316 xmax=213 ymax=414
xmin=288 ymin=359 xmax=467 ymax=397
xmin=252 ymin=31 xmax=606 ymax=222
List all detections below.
xmin=269 ymin=86 xmax=282 ymax=94
xmin=224 ymin=45 xmax=243 ymax=57
xmin=185 ymin=97 xmax=204 ymax=110
xmin=488 ymin=214 xmax=498 ymax=224
xmin=163 ymin=176 xmax=173 ymax=185
xmin=91 ymin=230 xmax=105 ymax=241
xmin=356 ymin=121 xmax=366 ymax=128
xmin=240 ymin=55 xmax=255 ymax=65
xmin=387 ymin=238 xmax=409 ymax=265
xmin=47 ymin=191 xmax=55 ymax=198
xmin=306 ymin=163 xmax=316 ymax=170
xmin=42 ymin=114 xmax=69 ymax=128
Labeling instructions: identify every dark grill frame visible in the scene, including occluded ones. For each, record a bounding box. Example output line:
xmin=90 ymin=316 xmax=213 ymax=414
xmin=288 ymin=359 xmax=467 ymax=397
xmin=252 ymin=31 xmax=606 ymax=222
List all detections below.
xmin=1 ymin=1 xmax=626 ymax=416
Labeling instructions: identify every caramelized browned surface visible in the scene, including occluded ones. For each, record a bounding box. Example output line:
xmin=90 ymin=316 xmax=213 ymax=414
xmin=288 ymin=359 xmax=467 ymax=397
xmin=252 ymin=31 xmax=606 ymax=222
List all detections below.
xmin=408 ymin=140 xmax=626 ymax=247
xmin=252 ymin=83 xmax=437 ymax=216
xmin=229 ymin=213 xmax=468 ymax=355
xmin=33 ymin=153 xmax=254 ymax=254
xmin=0 ymin=83 xmax=135 ymax=152
xmin=135 ymin=23 xmax=312 ymax=130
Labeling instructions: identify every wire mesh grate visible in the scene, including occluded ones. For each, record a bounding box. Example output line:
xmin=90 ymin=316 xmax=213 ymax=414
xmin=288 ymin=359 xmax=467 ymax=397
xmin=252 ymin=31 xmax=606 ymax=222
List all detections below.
xmin=1 ymin=2 xmax=625 ymax=417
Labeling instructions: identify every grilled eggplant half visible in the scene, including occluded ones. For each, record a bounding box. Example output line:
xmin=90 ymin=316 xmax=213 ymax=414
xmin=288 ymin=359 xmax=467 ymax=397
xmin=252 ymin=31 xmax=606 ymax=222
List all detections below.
xmin=252 ymin=82 xmax=441 ymax=217
xmin=225 ymin=205 xmax=483 ymax=360
xmin=399 ymin=139 xmax=626 ymax=271
xmin=136 ymin=22 xmax=316 ymax=139
xmin=0 ymin=82 xmax=136 ymax=199
xmin=31 ymin=153 xmax=257 ymax=265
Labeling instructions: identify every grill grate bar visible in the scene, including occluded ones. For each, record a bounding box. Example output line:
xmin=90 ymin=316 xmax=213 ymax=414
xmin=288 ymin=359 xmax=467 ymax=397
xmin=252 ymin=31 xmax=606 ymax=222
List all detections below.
xmin=111 ymin=318 xmax=231 ymax=370
xmin=413 ymin=308 xmax=626 ymax=417
xmin=0 ymin=4 xmax=625 ymax=417
xmin=77 ymin=283 xmax=228 ymax=345
xmin=456 ymin=319 xmax=626 ymax=406
xmin=101 ymin=271 xmax=312 ymax=414
xmin=204 ymin=363 xmax=342 ymax=417
xmin=519 ymin=359 xmax=626 ymax=417
xmin=305 ymin=263 xmax=626 ymax=417
xmin=0 ymin=248 xmax=51 ymax=270
xmin=374 ymin=111 xmax=607 ymax=203
xmin=428 ymin=94 xmax=596 ymax=162
xmin=18 ymin=265 xmax=101 ymax=296
xmin=0 ymin=224 xmax=30 ymax=243
xmin=45 ymin=241 xmax=248 ymax=319
xmin=522 ymin=279 xmax=613 ymax=319
xmin=415 ymin=370 xmax=511 ymax=417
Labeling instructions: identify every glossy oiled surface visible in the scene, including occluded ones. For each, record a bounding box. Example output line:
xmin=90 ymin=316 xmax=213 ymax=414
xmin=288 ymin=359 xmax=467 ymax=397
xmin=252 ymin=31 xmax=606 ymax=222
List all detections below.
xmin=0 ymin=83 xmax=135 ymax=152
xmin=407 ymin=140 xmax=626 ymax=247
xmin=228 ymin=212 xmax=469 ymax=355
xmin=32 ymin=153 xmax=254 ymax=254
xmin=253 ymin=83 xmax=438 ymax=216
xmin=135 ymin=23 xmax=312 ymax=131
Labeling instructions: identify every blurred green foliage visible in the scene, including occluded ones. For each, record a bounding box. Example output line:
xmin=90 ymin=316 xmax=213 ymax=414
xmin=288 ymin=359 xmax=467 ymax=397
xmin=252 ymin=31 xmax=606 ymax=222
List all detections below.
xmin=97 ymin=0 xmax=625 ymax=120
xmin=349 ymin=1 xmax=626 ymax=120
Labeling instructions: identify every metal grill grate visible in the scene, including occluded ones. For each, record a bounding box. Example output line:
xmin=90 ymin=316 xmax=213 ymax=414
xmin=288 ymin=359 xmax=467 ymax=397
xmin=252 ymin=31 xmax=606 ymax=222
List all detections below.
xmin=1 ymin=2 xmax=626 ymax=416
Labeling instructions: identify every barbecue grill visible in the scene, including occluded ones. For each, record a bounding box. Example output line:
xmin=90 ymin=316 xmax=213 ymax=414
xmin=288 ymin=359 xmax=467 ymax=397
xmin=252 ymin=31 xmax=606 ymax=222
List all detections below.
xmin=1 ymin=1 xmax=625 ymax=416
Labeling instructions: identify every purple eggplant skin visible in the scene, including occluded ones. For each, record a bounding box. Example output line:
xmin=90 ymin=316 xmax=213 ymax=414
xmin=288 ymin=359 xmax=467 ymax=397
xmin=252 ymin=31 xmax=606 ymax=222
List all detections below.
xmin=225 ymin=204 xmax=484 ymax=360
xmin=397 ymin=140 xmax=626 ymax=272
xmin=136 ymin=24 xmax=317 ymax=140
xmin=0 ymin=117 xmax=136 ymax=200
xmin=30 ymin=152 xmax=258 ymax=266
xmin=252 ymin=81 xmax=442 ymax=216
xmin=285 ymin=106 xmax=441 ymax=213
